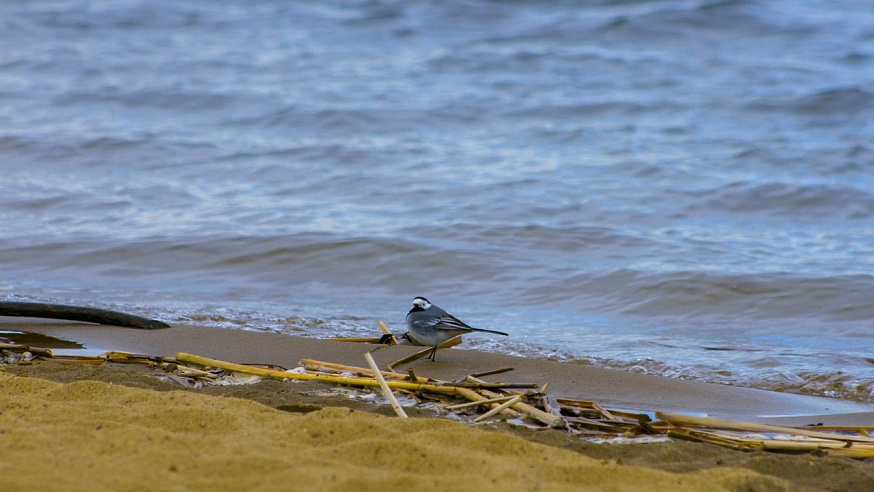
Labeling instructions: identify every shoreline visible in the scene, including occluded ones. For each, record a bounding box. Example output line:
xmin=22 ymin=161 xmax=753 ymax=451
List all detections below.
xmin=6 ymin=319 xmax=874 ymax=424
xmin=2 ymin=319 xmax=874 ymax=490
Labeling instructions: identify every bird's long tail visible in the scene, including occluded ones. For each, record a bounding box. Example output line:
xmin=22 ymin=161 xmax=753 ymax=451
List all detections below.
xmin=470 ymin=327 xmax=509 ymax=336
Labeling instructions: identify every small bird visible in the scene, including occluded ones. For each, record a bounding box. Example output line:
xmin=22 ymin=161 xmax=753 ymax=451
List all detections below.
xmin=405 ymin=296 xmax=508 ymax=361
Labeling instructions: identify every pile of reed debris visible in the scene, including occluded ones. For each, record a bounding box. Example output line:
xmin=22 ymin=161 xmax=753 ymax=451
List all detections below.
xmin=3 ymin=333 xmax=874 ymax=459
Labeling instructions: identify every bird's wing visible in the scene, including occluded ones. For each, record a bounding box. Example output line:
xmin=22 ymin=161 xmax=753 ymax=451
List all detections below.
xmin=431 ymin=313 xmax=475 ymax=331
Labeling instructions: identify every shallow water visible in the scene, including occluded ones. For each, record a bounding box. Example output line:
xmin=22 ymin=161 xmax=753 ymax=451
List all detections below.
xmin=2 ymin=0 xmax=874 ymax=402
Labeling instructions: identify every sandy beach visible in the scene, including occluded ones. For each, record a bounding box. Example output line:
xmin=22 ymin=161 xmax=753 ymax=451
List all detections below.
xmin=2 ymin=319 xmax=873 ymax=491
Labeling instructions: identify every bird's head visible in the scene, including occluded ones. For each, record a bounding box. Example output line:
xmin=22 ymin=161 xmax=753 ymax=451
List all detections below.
xmin=410 ymin=296 xmax=431 ymax=311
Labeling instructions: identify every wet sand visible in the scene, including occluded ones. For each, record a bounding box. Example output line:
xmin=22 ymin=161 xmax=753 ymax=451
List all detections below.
xmin=2 ymin=320 xmax=874 ymax=491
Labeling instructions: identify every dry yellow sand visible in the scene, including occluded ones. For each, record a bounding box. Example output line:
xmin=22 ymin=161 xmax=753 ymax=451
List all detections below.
xmin=0 ymin=372 xmax=789 ymax=492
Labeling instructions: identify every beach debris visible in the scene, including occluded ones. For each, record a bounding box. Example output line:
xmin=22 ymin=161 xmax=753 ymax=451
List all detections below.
xmin=5 ymin=338 xmax=874 ymax=458
xmin=657 ymin=412 xmax=874 ymax=458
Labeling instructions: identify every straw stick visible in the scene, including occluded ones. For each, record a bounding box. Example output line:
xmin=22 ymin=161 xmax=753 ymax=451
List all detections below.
xmin=300 ymin=359 xmax=429 ymax=382
xmin=364 ymin=352 xmax=408 ymax=418
xmin=174 ymin=364 xmax=218 ymax=379
xmin=668 ymin=427 xmax=874 ymax=458
xmin=175 ymin=352 xmax=459 ymax=394
xmin=667 ymin=428 xmax=761 ymax=451
xmin=474 ymin=395 xmax=523 ymax=422
xmin=470 ymin=367 xmax=515 ymax=378
xmin=42 ymin=355 xmax=104 ymax=365
xmin=0 ymin=343 xmax=52 ymax=357
xmin=657 ymin=412 xmax=874 ymax=444
xmin=332 ymin=337 xmax=383 ymax=343
xmin=592 ymin=402 xmax=619 ymax=421
xmin=470 ymin=379 xmax=566 ymax=429
xmin=446 ymin=395 xmax=518 ymax=410
xmin=453 ymin=387 xmax=522 ymax=415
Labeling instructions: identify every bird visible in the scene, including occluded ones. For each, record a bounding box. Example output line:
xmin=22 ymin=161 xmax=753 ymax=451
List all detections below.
xmin=405 ymin=296 xmax=508 ymax=361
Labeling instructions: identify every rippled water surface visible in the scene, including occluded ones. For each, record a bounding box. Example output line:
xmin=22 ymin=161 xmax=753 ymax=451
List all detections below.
xmin=2 ymin=0 xmax=874 ymax=402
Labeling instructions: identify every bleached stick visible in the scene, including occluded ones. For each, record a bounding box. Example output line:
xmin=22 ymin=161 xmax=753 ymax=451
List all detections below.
xmin=446 ymin=395 xmax=518 ymax=410
xmin=365 ymin=352 xmax=408 ymax=418
xmin=474 ymin=395 xmax=522 ymax=422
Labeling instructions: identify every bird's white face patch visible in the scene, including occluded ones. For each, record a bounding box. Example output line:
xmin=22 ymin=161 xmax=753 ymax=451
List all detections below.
xmin=412 ymin=297 xmax=431 ymax=309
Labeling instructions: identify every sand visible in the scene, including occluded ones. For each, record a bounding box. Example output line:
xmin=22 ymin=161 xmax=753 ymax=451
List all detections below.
xmin=2 ymin=319 xmax=874 ymax=491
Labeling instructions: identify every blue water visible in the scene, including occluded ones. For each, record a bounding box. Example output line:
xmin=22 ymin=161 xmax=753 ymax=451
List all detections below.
xmin=2 ymin=0 xmax=874 ymax=402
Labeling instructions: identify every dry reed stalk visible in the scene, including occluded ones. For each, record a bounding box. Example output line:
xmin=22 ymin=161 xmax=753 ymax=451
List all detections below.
xmin=0 ymin=342 xmax=32 ymax=351
xmin=174 ymin=364 xmax=218 ymax=379
xmin=474 ymin=395 xmax=523 ymax=422
xmin=568 ymin=416 xmax=635 ymax=432
xmin=657 ymin=412 xmax=874 ymax=444
xmin=175 ymin=352 xmax=460 ymax=394
xmin=469 ymin=378 xmax=566 ymax=429
xmin=470 ymin=367 xmax=515 ymax=378
xmin=0 ymin=343 xmax=53 ymax=357
xmin=102 ymin=351 xmax=170 ymax=365
xmin=591 ymin=402 xmax=619 ymax=421
xmin=823 ymin=445 xmax=874 ymax=458
xmin=364 ymin=352 xmax=408 ymax=418
xmin=446 ymin=395 xmax=518 ymax=410
xmin=300 ymin=359 xmax=431 ymax=383
xmin=667 ymin=428 xmax=762 ymax=451
xmin=453 ymin=387 xmax=523 ymax=416
xmin=555 ymin=398 xmax=596 ymax=408
xmin=331 ymin=337 xmax=384 ymax=343
xmin=760 ymin=440 xmax=852 ymax=451
xmin=41 ymin=355 xmax=105 ymax=365
xmin=386 ymin=336 xmax=463 ymax=370
xmin=669 ymin=427 xmax=874 ymax=458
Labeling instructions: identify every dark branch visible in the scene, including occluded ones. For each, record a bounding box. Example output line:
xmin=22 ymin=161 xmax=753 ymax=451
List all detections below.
xmin=0 ymin=302 xmax=170 ymax=330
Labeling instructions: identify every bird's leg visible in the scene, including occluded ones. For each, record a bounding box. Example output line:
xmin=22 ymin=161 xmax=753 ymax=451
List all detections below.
xmin=427 ymin=346 xmax=438 ymax=361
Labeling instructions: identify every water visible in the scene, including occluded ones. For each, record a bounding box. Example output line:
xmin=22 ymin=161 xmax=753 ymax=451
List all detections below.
xmin=2 ymin=0 xmax=874 ymax=402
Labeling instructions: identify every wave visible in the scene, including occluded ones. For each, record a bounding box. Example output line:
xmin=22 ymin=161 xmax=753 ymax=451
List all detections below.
xmin=695 ymin=181 xmax=874 ymax=220
xmin=748 ymin=87 xmax=874 ymax=117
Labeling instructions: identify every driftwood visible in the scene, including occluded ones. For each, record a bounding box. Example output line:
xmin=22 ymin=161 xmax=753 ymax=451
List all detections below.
xmin=0 ymin=301 xmax=169 ymax=330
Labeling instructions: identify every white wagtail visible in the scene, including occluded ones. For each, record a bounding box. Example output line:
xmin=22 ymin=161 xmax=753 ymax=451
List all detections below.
xmin=405 ymin=296 xmax=508 ymax=361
